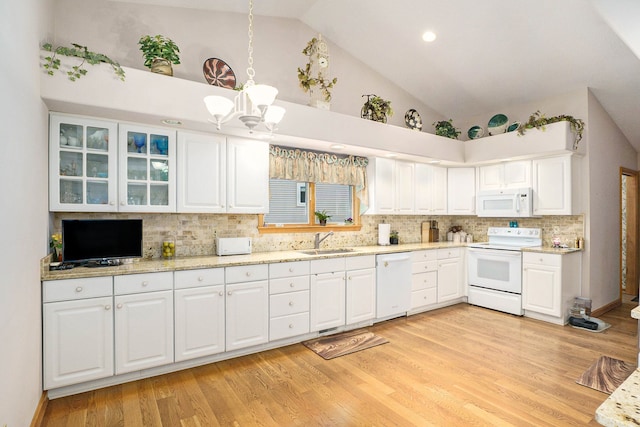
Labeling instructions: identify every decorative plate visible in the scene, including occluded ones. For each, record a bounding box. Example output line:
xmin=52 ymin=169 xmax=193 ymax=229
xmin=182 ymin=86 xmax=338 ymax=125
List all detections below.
xmin=488 ymin=113 xmax=508 ymax=135
xmin=404 ymin=109 xmax=423 ymax=131
xmin=467 ymin=125 xmax=484 ymax=140
xmin=507 ymin=121 xmax=521 ymax=132
xmin=203 ymin=58 xmax=236 ymax=89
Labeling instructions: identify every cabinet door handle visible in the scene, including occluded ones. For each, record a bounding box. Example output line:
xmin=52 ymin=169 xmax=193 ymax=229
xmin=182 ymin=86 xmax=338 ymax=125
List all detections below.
xmin=75 ymin=286 xmax=83 ymax=293
xmin=116 ymin=304 xmax=123 ymax=309
xmin=142 ymin=281 xmax=149 ymax=287
xmin=289 ymin=268 xmax=294 ymax=272
xmin=289 ymin=324 xmax=294 ymax=329
xmin=289 ymin=282 xmax=295 ymax=288
xmin=246 ymin=272 xmax=252 ymax=277
xmin=105 ymin=305 xmax=112 ymax=310
xmin=228 ymin=290 xmax=233 ymax=296
xmin=289 ymin=301 xmax=294 ymax=306
xmin=109 ymin=201 xmax=115 ymax=206
xmin=197 ymin=276 xmax=204 ymax=282
xmin=120 ymin=201 xmax=125 ymax=206
xmin=348 ymin=276 xmax=352 ymax=280
xmin=219 ymin=291 xmax=224 ymax=296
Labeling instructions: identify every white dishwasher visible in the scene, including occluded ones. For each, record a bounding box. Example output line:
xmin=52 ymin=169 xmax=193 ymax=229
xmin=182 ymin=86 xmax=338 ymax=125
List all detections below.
xmin=376 ymin=252 xmax=412 ymax=320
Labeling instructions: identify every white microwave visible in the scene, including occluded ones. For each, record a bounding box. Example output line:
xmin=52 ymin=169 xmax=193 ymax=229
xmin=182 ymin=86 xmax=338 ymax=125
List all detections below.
xmin=476 ymin=188 xmax=534 ymax=217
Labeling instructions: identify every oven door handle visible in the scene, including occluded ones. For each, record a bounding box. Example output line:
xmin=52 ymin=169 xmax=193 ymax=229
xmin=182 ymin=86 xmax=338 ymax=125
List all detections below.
xmin=468 ymin=248 xmax=522 ymax=258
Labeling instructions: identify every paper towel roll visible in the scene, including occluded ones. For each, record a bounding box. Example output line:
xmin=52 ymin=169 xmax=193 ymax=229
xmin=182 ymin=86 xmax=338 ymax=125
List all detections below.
xmin=378 ymin=223 xmax=391 ymax=246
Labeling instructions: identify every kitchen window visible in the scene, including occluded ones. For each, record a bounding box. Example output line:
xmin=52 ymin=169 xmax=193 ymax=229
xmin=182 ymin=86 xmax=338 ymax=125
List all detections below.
xmin=259 ymin=145 xmax=368 ymax=234
xmin=259 ymin=179 xmax=360 ymax=232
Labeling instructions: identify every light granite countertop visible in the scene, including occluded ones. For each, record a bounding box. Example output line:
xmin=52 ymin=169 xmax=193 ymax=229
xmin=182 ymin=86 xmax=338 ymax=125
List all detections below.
xmin=596 ymin=368 xmax=640 ymax=426
xmin=631 ymin=306 xmax=640 ymax=320
xmin=40 ymin=242 xmax=582 ymax=281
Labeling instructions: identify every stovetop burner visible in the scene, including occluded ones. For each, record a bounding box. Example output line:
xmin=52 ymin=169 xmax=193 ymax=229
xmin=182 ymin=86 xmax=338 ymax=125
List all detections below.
xmin=468 ymin=227 xmax=542 ymax=250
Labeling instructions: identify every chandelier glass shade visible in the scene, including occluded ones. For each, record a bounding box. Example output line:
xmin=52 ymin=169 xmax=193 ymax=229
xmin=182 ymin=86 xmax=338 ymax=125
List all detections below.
xmin=203 ymin=0 xmax=285 ymax=133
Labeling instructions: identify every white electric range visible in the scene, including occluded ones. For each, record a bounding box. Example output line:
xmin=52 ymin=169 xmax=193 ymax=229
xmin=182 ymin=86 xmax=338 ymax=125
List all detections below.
xmin=467 ymin=227 xmax=542 ymax=315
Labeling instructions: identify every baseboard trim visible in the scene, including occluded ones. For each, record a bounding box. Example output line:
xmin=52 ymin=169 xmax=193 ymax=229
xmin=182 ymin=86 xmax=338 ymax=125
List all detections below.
xmin=592 ymin=299 xmax=622 ymax=318
xmin=30 ymin=391 xmax=48 ymax=427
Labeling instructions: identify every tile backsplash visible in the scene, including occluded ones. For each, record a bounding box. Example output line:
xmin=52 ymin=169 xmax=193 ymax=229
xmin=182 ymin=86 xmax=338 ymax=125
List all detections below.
xmin=52 ymin=213 xmax=585 ymax=259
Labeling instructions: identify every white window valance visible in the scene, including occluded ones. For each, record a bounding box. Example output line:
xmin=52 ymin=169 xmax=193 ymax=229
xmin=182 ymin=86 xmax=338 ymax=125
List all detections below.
xmin=269 ymin=145 xmax=369 ymax=212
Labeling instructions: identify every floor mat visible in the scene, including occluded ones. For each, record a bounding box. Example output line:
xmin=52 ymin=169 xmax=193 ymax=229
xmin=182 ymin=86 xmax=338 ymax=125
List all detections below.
xmin=576 ymin=355 xmax=636 ymax=394
xmin=302 ymin=330 xmax=389 ymax=360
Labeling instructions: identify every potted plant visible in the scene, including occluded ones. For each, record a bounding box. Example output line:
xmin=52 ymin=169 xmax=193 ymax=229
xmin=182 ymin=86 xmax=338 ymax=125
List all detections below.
xmin=344 ymin=217 xmax=354 ymax=225
xmin=361 ymin=94 xmax=393 ymax=123
xmin=41 ymin=42 xmax=125 ymax=81
xmin=433 ymin=119 xmax=461 ymax=140
xmin=390 ymin=230 xmax=399 ymax=245
xmin=138 ymin=35 xmax=181 ymax=76
xmin=50 ymin=232 xmax=63 ymax=262
xmin=314 ymin=210 xmax=332 ymax=226
xmin=517 ymin=110 xmax=585 ymax=150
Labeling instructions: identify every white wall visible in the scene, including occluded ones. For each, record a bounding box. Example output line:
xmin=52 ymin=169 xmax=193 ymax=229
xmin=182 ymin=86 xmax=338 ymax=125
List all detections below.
xmin=0 ymin=0 xmax=52 ymax=424
xmin=51 ymin=0 xmax=444 ymax=132
xmin=586 ymin=90 xmax=637 ymax=309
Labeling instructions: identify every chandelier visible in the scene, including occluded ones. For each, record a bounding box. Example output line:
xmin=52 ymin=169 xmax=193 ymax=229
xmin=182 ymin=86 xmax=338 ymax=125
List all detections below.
xmin=204 ymin=0 xmax=285 ymax=133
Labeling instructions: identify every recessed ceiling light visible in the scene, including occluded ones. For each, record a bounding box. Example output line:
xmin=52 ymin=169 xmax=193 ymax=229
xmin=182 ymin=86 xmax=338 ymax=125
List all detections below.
xmin=331 ymin=144 xmax=345 ymax=150
xmin=422 ymin=31 xmax=437 ymax=42
xmin=162 ymin=119 xmax=182 ymax=125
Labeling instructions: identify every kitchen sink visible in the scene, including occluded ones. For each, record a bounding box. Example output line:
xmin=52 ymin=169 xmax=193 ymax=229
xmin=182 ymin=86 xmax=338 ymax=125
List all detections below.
xmin=298 ymin=248 xmax=356 ymax=255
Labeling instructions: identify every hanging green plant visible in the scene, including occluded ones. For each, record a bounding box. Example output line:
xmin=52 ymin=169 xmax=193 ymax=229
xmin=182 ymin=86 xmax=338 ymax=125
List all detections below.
xmin=361 ymin=94 xmax=393 ymax=123
xmin=517 ymin=110 xmax=585 ymax=149
xmin=433 ymin=119 xmax=461 ymax=140
xmin=42 ymin=42 xmax=125 ymax=81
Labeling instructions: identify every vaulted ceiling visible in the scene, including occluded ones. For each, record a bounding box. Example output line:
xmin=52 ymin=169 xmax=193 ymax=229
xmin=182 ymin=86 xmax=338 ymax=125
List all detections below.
xmin=114 ymin=0 xmax=640 ymax=151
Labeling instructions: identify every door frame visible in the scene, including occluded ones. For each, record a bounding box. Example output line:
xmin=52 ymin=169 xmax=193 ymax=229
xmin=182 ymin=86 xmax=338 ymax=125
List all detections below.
xmin=620 ymin=167 xmax=639 ymax=299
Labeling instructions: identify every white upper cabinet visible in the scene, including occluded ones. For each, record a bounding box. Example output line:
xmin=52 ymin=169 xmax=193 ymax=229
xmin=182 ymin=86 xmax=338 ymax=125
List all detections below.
xmin=532 ymin=155 xmax=581 ymax=215
xmin=226 ymin=137 xmax=269 ymax=214
xmin=447 ymin=167 xmax=476 ymax=215
xmin=367 ymin=157 xmax=415 ymax=215
xmin=49 ymin=114 xmax=118 ymax=212
xmin=415 ymin=163 xmax=447 ymax=215
xmin=477 ymin=160 xmax=531 ymax=191
xmin=118 ymin=123 xmax=176 ymax=212
xmin=177 ymin=132 xmax=226 ymax=213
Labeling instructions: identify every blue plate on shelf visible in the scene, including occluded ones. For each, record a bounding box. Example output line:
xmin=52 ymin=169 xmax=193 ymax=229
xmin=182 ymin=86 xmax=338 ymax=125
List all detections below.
xmin=488 ymin=113 xmax=508 ymax=135
xmin=467 ymin=125 xmax=484 ymax=140
xmin=507 ymin=121 xmax=520 ymax=132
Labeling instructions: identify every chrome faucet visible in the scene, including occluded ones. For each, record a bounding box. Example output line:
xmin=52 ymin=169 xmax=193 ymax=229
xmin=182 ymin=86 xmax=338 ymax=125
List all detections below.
xmin=314 ymin=231 xmax=334 ymax=249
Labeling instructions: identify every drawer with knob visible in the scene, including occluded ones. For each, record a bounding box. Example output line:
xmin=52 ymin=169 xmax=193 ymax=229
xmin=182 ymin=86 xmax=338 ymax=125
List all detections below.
xmin=411 ymin=271 xmax=437 ymax=291
xmin=270 ymin=275 xmax=310 ymax=295
xmin=411 ymin=288 xmax=437 ymax=309
xmin=226 ymin=264 xmax=268 ymax=284
xmin=522 ymin=252 xmax=561 ymax=267
xmin=269 ymin=261 xmax=310 ymax=279
xmin=174 ymin=268 xmax=224 ymax=289
xmin=270 ymin=290 xmax=310 ymax=317
xmin=269 ymin=312 xmax=310 ymax=341
xmin=412 ymin=260 xmax=438 ymax=274
xmin=114 ymin=271 xmax=173 ymax=295
xmin=43 ymin=276 xmax=113 ymax=302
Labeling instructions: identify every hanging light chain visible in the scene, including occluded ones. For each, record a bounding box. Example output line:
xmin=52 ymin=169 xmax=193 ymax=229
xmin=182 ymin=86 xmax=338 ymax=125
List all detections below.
xmin=246 ymin=0 xmax=255 ymax=84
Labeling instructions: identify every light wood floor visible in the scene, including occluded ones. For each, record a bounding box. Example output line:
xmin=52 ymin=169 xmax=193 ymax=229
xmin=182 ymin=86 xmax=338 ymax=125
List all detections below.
xmin=42 ymin=299 xmax=638 ymax=426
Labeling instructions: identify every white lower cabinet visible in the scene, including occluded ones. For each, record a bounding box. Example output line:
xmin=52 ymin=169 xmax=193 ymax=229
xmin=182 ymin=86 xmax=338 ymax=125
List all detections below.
xmin=225 ymin=265 xmax=269 ymax=351
xmin=174 ymin=268 xmax=226 ymax=362
xmin=522 ymin=251 xmax=581 ymax=325
xmin=113 ymin=272 xmax=174 ymax=375
xmin=43 ymin=277 xmax=114 ymax=390
xmin=269 ymin=261 xmax=310 ymax=341
xmin=310 ymin=258 xmax=347 ymax=332
xmin=345 ymin=256 xmax=376 ymax=324
xmin=437 ymin=248 xmax=464 ymax=303
xmin=411 ymin=250 xmax=438 ymax=310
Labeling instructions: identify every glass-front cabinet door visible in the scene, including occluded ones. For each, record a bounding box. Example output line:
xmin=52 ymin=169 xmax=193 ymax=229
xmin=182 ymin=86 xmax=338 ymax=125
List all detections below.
xmin=49 ymin=114 xmax=118 ymax=211
xmin=118 ymin=124 xmax=176 ymax=212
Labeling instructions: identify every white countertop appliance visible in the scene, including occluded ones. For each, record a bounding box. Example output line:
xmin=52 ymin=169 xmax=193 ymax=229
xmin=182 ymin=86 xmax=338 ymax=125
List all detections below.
xmin=467 ymin=227 xmax=541 ymax=315
xmin=216 ymin=237 xmax=252 ymax=256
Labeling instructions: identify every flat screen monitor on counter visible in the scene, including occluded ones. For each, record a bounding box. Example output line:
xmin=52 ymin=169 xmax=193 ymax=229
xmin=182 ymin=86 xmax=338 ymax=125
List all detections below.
xmin=62 ymin=219 xmax=143 ymax=265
